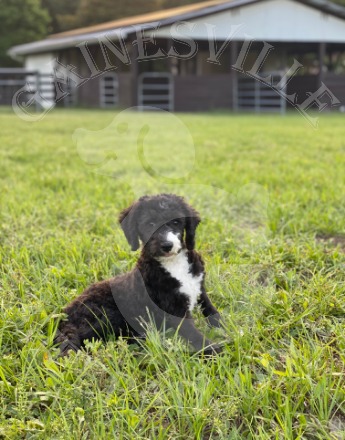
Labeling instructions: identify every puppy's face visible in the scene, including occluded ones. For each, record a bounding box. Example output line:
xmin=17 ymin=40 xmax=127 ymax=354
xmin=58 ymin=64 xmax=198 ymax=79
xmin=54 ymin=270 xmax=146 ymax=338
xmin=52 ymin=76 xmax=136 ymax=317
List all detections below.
xmin=119 ymin=194 xmax=200 ymax=257
xmin=138 ymin=214 xmax=185 ymax=258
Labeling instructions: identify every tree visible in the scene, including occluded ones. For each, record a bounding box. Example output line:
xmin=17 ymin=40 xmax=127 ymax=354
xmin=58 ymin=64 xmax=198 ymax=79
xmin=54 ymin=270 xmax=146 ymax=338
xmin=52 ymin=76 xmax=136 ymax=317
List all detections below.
xmin=52 ymin=0 xmax=345 ymax=33
xmin=41 ymin=0 xmax=80 ymax=33
xmin=0 ymin=0 xmax=50 ymax=67
xmin=56 ymin=0 xmax=158 ymax=31
xmin=52 ymin=0 xmax=206 ymax=32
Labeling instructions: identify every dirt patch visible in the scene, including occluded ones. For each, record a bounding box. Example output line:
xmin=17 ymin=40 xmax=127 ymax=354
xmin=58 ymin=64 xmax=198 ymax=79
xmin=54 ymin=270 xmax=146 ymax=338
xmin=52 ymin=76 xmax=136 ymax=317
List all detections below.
xmin=316 ymin=233 xmax=345 ymax=251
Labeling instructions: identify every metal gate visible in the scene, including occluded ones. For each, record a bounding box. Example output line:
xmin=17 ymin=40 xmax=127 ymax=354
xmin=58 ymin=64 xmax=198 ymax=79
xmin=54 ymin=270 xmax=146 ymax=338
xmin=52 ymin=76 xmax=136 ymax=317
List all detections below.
xmin=0 ymin=68 xmax=76 ymax=109
xmin=138 ymin=73 xmax=174 ymax=111
xmin=235 ymin=71 xmax=287 ymax=114
xmin=100 ymin=73 xmax=119 ymax=108
xmin=0 ymin=69 xmax=37 ymax=106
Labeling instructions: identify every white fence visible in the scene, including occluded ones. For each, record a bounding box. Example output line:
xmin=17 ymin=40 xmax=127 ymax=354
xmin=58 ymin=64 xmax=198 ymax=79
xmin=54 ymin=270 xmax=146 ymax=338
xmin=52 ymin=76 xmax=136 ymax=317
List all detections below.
xmin=235 ymin=71 xmax=287 ymax=114
xmin=138 ymin=73 xmax=174 ymax=111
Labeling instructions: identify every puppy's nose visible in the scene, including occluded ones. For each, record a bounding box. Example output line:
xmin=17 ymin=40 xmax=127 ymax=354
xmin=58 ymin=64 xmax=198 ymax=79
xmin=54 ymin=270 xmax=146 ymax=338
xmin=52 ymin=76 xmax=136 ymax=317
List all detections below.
xmin=161 ymin=241 xmax=173 ymax=253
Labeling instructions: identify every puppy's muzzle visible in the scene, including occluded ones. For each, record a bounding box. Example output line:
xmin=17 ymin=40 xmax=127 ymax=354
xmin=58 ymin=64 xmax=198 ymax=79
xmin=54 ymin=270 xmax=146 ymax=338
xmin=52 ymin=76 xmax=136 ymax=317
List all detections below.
xmin=161 ymin=241 xmax=174 ymax=253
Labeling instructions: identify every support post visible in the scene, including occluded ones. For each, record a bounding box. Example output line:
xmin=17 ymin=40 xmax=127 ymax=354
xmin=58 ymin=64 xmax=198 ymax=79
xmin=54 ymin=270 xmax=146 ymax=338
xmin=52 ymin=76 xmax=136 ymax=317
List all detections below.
xmin=319 ymin=42 xmax=326 ymax=84
xmin=130 ymin=41 xmax=139 ymax=107
xmin=230 ymin=40 xmax=238 ymax=111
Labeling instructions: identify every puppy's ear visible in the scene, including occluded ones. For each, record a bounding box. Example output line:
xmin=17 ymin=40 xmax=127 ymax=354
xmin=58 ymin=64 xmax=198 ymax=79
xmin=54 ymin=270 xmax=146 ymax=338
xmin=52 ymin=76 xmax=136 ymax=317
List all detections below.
xmin=119 ymin=202 xmax=140 ymax=251
xmin=184 ymin=204 xmax=201 ymax=251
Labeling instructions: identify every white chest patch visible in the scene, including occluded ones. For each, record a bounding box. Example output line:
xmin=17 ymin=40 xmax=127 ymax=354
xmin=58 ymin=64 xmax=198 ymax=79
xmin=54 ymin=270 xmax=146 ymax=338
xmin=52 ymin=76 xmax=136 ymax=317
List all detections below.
xmin=158 ymin=250 xmax=203 ymax=311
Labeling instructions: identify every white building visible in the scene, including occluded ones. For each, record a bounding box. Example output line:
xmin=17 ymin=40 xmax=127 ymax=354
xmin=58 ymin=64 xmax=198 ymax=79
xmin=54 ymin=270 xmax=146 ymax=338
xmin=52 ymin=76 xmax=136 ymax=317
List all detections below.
xmin=8 ymin=0 xmax=345 ymax=112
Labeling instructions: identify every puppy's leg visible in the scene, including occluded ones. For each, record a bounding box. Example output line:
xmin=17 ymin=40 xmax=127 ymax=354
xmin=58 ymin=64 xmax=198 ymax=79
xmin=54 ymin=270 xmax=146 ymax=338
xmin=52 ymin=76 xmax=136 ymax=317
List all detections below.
xmin=55 ymin=303 xmax=115 ymax=356
xmin=198 ymin=289 xmax=223 ymax=328
xmin=163 ymin=314 xmax=222 ymax=355
xmin=54 ymin=323 xmax=81 ymax=356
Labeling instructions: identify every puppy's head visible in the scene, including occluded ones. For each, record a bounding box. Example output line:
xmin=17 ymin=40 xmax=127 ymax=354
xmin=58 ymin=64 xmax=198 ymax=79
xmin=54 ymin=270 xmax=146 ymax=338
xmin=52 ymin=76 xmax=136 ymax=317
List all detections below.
xmin=119 ymin=194 xmax=201 ymax=257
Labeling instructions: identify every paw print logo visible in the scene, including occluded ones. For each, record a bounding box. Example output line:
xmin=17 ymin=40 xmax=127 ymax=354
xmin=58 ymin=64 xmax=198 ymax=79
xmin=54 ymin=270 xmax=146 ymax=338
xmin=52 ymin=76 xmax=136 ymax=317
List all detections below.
xmin=74 ymin=106 xmax=195 ymax=184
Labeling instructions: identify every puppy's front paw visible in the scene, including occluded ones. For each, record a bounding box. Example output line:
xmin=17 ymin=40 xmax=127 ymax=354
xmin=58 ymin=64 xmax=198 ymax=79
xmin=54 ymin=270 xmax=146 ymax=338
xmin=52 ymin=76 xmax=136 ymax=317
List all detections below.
xmin=58 ymin=339 xmax=80 ymax=357
xmin=206 ymin=313 xmax=224 ymax=329
xmin=196 ymin=342 xmax=224 ymax=357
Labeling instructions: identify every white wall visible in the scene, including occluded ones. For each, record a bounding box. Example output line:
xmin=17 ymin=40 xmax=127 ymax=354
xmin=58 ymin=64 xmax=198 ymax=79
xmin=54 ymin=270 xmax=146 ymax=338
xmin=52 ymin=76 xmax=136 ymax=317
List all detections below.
xmin=24 ymin=53 xmax=55 ymax=74
xmin=25 ymin=53 xmax=55 ymax=108
xmin=155 ymin=0 xmax=345 ymax=43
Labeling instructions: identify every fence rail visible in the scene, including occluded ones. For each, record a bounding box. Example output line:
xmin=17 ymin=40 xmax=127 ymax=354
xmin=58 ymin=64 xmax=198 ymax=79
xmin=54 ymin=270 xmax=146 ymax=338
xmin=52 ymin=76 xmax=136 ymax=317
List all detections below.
xmin=236 ymin=71 xmax=287 ymax=114
xmin=0 ymin=68 xmax=75 ymax=109
xmin=138 ymin=73 xmax=174 ymax=111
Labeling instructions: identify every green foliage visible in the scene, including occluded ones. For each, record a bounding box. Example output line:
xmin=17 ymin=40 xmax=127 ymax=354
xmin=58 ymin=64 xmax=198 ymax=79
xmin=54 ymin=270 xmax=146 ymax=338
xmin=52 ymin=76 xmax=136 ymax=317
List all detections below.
xmin=4 ymin=0 xmax=345 ymax=65
xmin=48 ymin=0 xmax=206 ymax=33
xmin=1 ymin=109 xmax=345 ymax=438
xmin=0 ymin=0 xmax=205 ymax=65
xmin=41 ymin=0 xmax=80 ymax=34
xmin=0 ymin=0 xmax=50 ymax=67
xmin=50 ymin=0 xmax=345 ymax=33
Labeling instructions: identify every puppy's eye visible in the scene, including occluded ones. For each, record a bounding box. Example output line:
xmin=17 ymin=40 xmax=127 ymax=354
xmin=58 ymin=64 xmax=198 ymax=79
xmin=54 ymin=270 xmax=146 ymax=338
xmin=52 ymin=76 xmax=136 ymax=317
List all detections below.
xmin=172 ymin=220 xmax=180 ymax=225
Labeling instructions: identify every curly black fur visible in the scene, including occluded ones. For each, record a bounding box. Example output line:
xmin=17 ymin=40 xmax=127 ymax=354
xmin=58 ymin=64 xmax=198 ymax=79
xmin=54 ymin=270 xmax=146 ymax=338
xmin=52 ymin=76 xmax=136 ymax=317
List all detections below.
xmin=55 ymin=194 xmax=222 ymax=356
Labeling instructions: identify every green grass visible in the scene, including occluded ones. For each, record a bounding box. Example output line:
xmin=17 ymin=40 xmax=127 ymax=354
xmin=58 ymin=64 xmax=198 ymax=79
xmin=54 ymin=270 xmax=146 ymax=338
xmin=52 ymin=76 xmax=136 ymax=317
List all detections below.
xmin=1 ymin=107 xmax=345 ymax=439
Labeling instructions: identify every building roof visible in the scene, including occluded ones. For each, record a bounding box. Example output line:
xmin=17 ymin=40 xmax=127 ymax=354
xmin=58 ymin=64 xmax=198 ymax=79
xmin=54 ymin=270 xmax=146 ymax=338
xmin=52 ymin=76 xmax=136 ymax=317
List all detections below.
xmin=48 ymin=0 xmax=232 ymax=39
xmin=9 ymin=0 xmax=345 ymax=59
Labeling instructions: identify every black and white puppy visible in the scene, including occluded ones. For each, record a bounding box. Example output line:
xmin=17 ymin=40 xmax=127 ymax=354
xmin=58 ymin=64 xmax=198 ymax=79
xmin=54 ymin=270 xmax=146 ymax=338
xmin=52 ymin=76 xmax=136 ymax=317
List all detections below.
xmin=56 ymin=194 xmax=223 ymax=355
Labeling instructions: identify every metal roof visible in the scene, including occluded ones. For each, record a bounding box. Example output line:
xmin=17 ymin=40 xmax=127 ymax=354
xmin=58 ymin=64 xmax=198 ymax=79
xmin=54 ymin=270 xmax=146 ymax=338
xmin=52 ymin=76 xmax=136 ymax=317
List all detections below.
xmin=48 ymin=0 xmax=232 ymax=39
xmin=8 ymin=0 xmax=345 ymax=59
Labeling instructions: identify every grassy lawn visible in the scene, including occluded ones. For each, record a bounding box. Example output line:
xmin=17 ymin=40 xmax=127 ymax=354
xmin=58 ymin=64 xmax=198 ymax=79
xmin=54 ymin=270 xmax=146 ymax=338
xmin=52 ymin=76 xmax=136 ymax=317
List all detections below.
xmin=1 ymin=107 xmax=345 ymax=439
